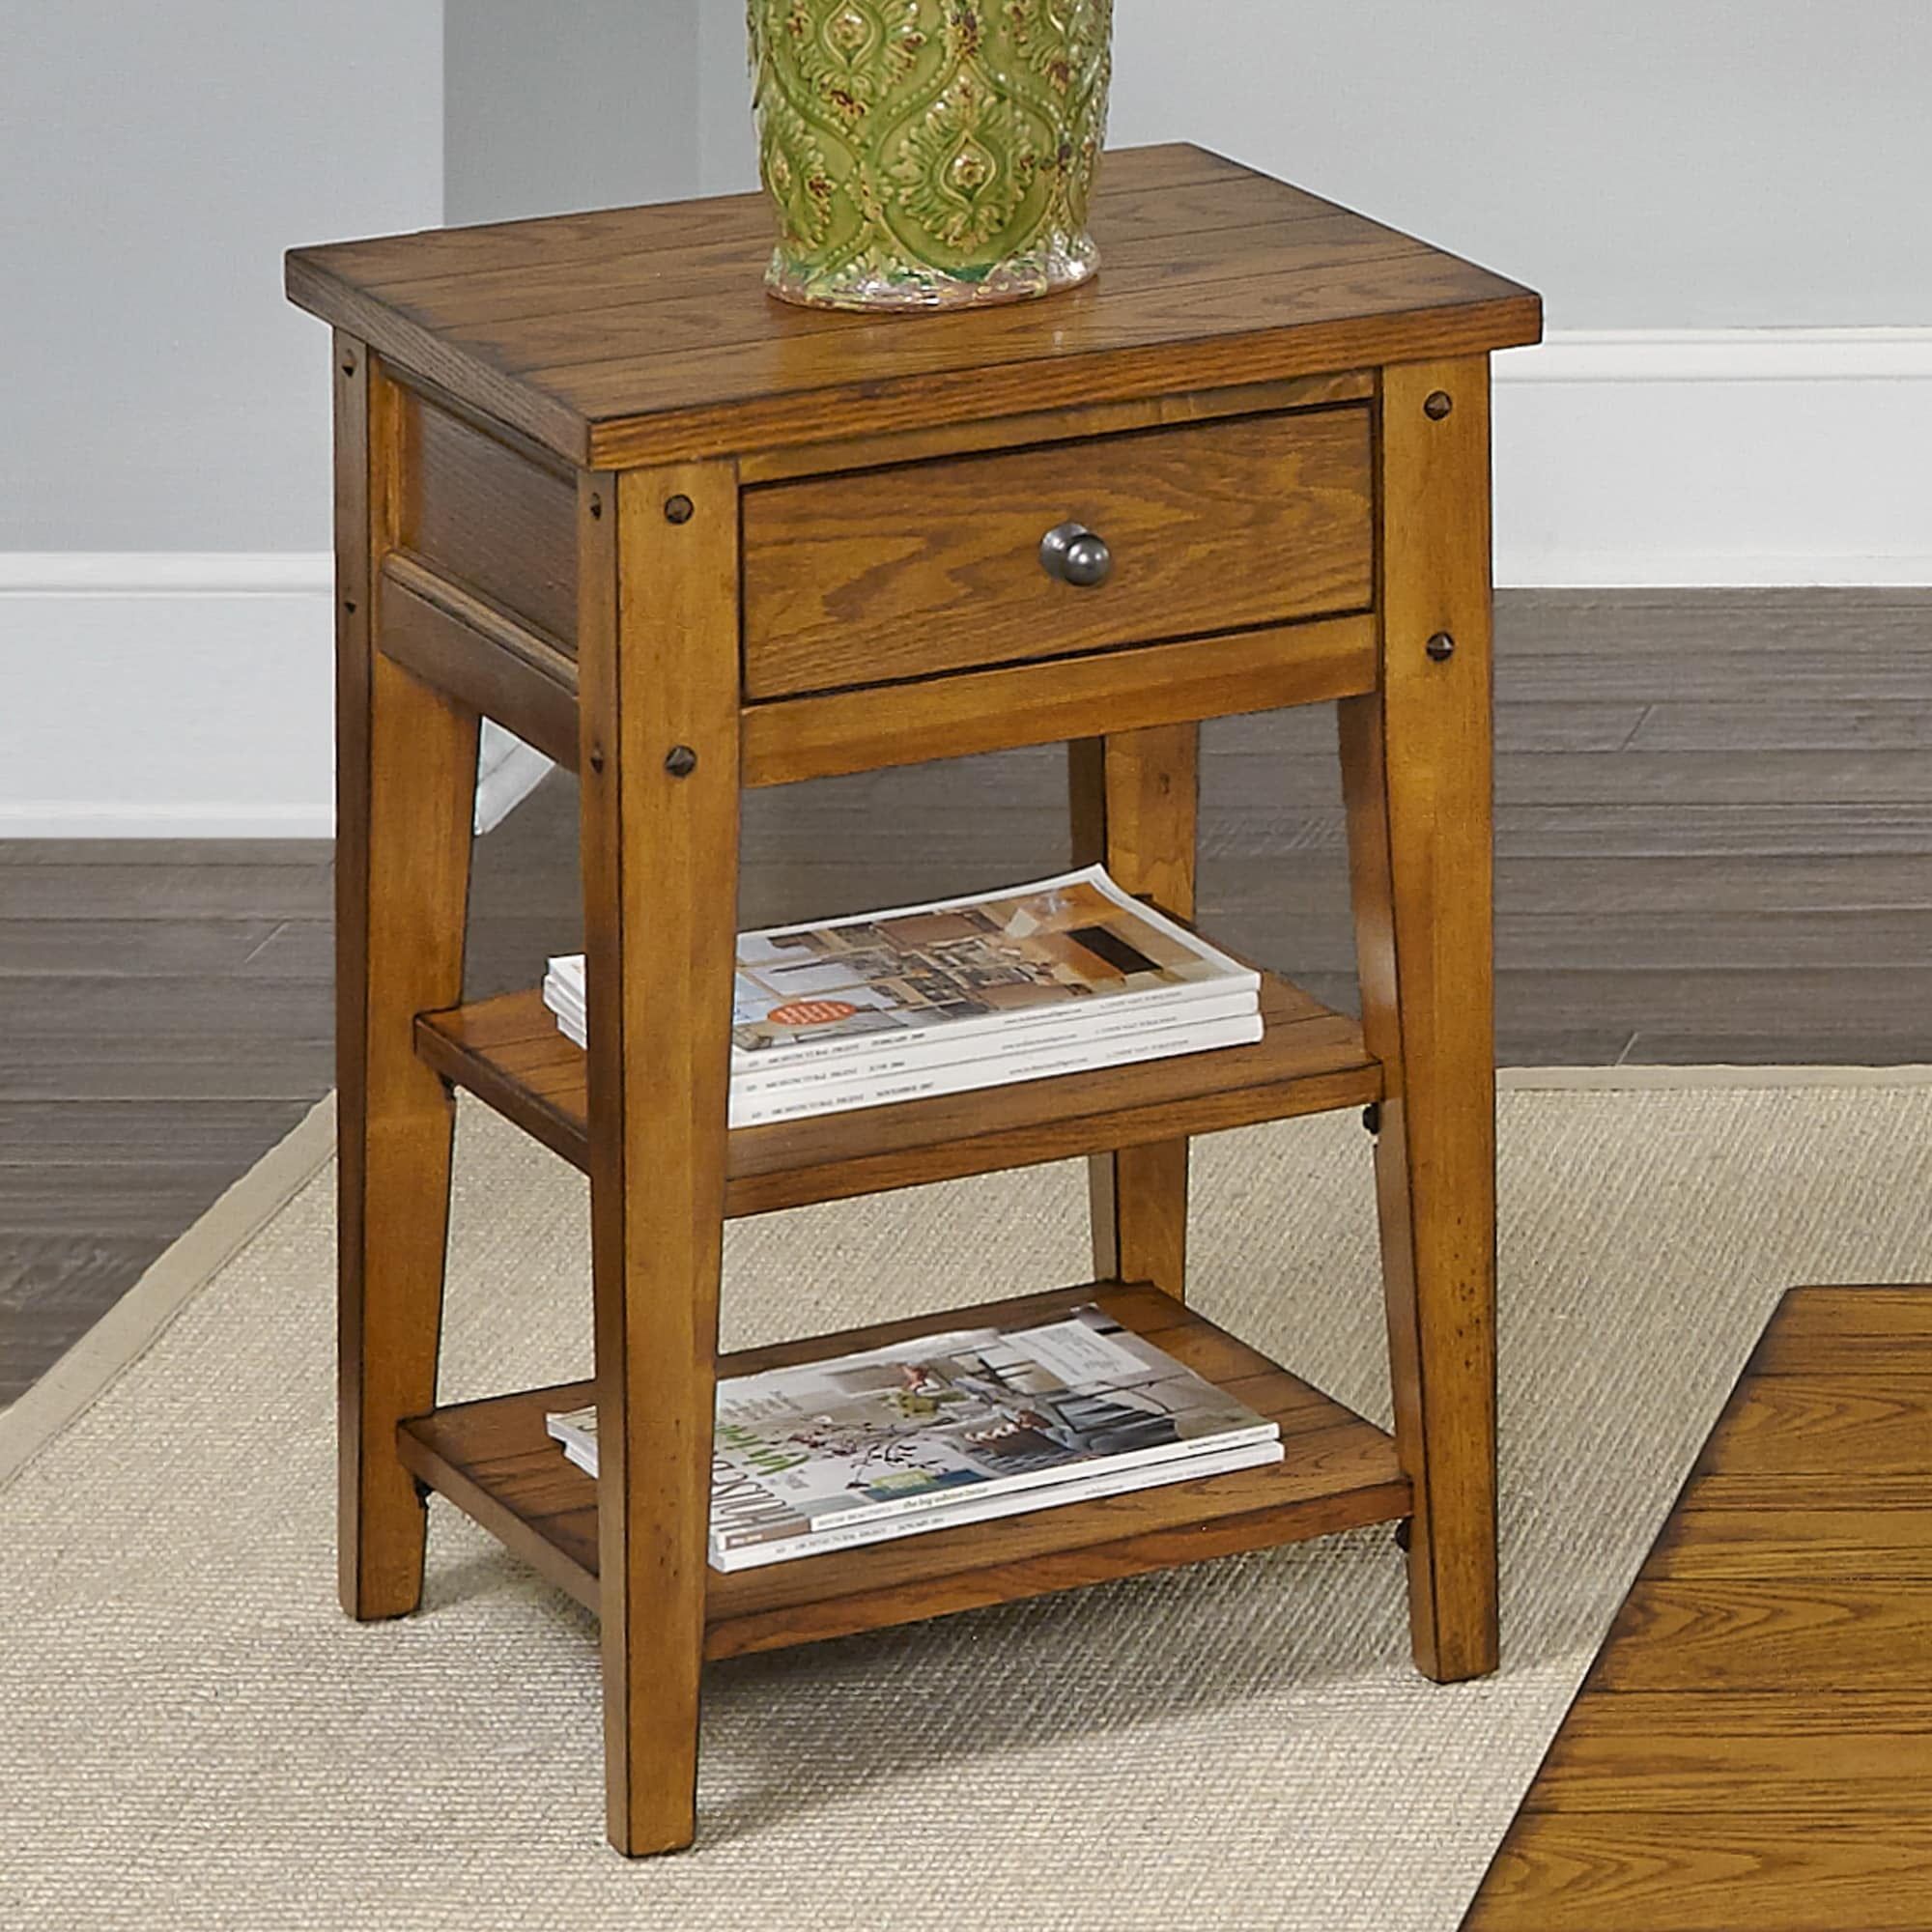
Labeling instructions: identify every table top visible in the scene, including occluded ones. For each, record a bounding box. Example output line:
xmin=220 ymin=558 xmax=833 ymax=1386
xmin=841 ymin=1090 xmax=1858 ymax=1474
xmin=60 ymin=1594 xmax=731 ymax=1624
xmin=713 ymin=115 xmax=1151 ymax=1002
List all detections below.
xmin=1463 ymin=1283 xmax=1932 ymax=1931
xmin=286 ymin=143 xmax=1540 ymax=469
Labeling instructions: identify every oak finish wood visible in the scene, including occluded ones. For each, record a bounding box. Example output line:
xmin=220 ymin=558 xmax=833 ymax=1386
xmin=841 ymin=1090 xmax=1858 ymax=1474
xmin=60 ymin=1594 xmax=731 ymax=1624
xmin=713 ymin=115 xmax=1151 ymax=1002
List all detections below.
xmin=739 ymin=611 xmax=1378 ymax=787
xmin=740 ymin=405 xmax=1374 ymax=696
xmin=285 ymin=145 xmax=1539 ymax=469
xmin=400 ymin=385 xmax=579 ymax=651
xmin=469 ymin=211 xmax=1434 ymax=375
xmin=287 ymin=159 xmax=1538 ymax=1856
xmin=376 ymin=554 xmax=580 ymax=770
xmin=396 ymin=1282 xmax=1410 ymax=1660
xmin=1463 ymin=1285 xmax=1932 ymax=1931
xmin=1069 ymin=725 xmax=1200 ymax=1297
xmin=576 ymin=461 xmax=742 ymax=1856
xmin=1341 ymin=357 xmax=1500 ymax=1683
xmin=735 ymin=369 xmax=1375 ymax=484
xmin=414 ymin=973 xmax=1381 ymax=1218
xmin=332 ymin=338 xmax=480 ymax=1621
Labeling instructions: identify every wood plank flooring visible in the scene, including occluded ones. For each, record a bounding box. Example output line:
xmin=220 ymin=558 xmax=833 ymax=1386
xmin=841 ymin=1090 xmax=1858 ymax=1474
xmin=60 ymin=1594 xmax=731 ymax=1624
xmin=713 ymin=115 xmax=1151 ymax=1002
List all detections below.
xmin=1462 ymin=1285 xmax=1932 ymax=1931
xmin=2 ymin=590 xmax=1927 ymax=1403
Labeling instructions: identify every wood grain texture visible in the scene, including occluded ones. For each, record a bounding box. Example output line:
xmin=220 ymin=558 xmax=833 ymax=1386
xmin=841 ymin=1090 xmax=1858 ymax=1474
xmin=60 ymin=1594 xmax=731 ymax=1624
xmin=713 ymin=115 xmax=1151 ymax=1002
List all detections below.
xmin=1342 ymin=357 xmax=1499 ymax=1684
xmin=1590 ymin=1577 xmax=1932 ymax=1690
xmin=739 ymin=612 xmax=1378 ymax=786
xmin=1471 ymin=1816 xmax=1932 ymax=1932
xmin=332 ymin=340 xmax=481 ymax=1623
xmin=1523 ymin=1692 xmax=1932 ymax=1815
xmin=377 ymin=554 xmax=580 ymax=769
xmin=400 ymin=385 xmax=578 ymax=651
xmin=414 ymin=972 xmax=1381 ymax=1218
xmin=1663 ymin=1371 xmax=1932 ymax=1476
xmin=736 ymin=369 xmax=1375 ymax=484
xmin=1463 ymin=1285 xmax=1932 ymax=1931
xmin=577 ymin=461 xmax=741 ymax=1857
xmin=1749 ymin=1286 xmax=1932 ymax=1373
xmin=285 ymin=144 xmax=1540 ymax=468
xmin=740 ymin=406 xmax=1373 ymax=696
xmin=395 ymin=1282 xmax=1409 ymax=1661
xmin=1069 ymin=726 xmax=1200 ymax=1297
xmin=0 ymin=1235 xmax=174 ymax=1405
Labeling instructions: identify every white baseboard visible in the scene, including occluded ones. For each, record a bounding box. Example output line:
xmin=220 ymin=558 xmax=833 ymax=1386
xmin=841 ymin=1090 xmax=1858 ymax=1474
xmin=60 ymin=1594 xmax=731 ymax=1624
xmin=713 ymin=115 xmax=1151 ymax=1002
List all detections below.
xmin=0 ymin=554 xmax=336 ymax=838
xmin=1492 ymin=328 xmax=1932 ymax=586
xmin=2 ymin=327 xmax=1925 ymax=835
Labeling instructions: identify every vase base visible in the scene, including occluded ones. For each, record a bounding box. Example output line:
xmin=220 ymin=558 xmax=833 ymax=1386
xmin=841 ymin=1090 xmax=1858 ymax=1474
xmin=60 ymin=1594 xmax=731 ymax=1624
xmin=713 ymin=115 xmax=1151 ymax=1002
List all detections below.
xmin=764 ymin=240 xmax=1099 ymax=315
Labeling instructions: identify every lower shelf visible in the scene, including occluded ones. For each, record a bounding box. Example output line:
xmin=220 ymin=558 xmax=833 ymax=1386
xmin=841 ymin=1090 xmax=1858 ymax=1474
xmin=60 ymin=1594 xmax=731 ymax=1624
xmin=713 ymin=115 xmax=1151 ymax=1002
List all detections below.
xmin=398 ymin=1282 xmax=1410 ymax=1660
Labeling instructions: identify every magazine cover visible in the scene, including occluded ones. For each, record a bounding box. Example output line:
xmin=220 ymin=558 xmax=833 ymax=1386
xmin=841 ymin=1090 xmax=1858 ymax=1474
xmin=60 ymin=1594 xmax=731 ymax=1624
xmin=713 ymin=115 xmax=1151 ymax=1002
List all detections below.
xmin=548 ymin=1304 xmax=1279 ymax=1556
xmin=546 ymin=866 xmax=1257 ymax=1070
xmin=712 ymin=1435 xmax=1283 ymax=1572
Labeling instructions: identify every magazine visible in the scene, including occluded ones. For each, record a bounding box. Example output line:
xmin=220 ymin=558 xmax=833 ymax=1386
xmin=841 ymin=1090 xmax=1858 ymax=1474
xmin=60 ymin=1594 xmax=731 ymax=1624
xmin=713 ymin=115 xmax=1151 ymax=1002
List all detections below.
xmin=547 ymin=1303 xmax=1282 ymax=1569
xmin=555 ymin=1433 xmax=1282 ymax=1572
xmin=543 ymin=866 xmax=1259 ymax=1078
xmin=546 ymin=1004 xmax=1263 ymax=1126
xmin=542 ymin=979 xmax=1259 ymax=1095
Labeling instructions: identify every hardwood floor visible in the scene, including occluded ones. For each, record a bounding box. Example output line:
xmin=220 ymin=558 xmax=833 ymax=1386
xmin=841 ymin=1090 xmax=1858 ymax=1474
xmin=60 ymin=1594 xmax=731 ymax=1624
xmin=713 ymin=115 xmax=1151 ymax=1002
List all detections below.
xmin=2 ymin=590 xmax=1928 ymax=1403
xmin=1462 ymin=1285 xmax=1932 ymax=1930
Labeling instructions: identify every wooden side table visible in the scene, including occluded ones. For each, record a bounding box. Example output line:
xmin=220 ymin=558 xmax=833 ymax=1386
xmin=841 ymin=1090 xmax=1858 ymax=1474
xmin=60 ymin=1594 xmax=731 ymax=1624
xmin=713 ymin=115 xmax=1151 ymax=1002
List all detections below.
xmin=287 ymin=143 xmax=1541 ymax=1855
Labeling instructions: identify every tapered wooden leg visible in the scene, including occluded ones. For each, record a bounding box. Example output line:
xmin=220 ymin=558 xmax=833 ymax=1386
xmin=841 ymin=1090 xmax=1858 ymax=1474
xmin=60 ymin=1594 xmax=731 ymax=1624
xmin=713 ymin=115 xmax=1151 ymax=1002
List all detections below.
xmin=577 ymin=462 xmax=741 ymax=1856
xmin=334 ymin=335 xmax=479 ymax=1621
xmin=1340 ymin=355 xmax=1499 ymax=1683
xmin=1068 ymin=724 xmax=1199 ymax=1297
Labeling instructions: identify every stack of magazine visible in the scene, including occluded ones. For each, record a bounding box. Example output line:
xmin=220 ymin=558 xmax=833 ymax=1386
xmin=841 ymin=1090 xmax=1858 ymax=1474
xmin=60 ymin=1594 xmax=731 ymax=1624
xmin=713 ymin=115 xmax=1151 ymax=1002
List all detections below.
xmin=542 ymin=866 xmax=1262 ymax=1126
xmin=546 ymin=1303 xmax=1283 ymax=1572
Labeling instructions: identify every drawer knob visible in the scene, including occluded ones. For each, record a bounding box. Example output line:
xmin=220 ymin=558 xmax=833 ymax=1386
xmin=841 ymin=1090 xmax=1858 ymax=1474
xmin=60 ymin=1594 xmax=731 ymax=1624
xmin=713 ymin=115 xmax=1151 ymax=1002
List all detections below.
xmin=1039 ymin=521 xmax=1114 ymax=589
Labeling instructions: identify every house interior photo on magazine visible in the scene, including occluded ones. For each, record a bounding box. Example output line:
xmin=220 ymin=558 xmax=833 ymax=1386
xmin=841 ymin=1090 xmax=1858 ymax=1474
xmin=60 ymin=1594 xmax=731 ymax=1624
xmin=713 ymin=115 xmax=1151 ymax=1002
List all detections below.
xmin=3 ymin=4 xmax=1929 ymax=1929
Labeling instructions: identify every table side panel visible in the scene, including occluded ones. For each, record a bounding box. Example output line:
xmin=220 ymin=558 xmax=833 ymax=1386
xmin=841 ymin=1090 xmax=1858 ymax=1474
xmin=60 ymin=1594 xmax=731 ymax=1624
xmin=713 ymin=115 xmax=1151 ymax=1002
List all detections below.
xmin=376 ymin=555 xmax=581 ymax=770
xmin=399 ymin=386 xmax=580 ymax=654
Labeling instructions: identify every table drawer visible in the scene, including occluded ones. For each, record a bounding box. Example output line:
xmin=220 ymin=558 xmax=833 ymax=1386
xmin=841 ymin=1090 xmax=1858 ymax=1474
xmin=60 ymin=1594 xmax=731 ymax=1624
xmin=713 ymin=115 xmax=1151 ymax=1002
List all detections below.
xmin=740 ymin=405 xmax=1375 ymax=699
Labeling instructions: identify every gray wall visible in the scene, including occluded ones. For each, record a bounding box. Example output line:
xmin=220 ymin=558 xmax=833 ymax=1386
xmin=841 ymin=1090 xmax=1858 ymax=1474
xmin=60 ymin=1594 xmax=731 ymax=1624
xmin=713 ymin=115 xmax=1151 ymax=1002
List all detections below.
xmin=689 ymin=0 xmax=1932 ymax=327
xmin=444 ymin=0 xmax=701 ymax=223
xmin=0 ymin=2 xmax=443 ymax=553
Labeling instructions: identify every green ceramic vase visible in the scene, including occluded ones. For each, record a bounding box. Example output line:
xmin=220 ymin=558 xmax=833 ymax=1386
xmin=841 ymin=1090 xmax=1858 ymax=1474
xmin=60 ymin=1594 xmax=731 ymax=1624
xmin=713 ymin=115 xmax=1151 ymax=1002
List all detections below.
xmin=749 ymin=0 xmax=1115 ymax=312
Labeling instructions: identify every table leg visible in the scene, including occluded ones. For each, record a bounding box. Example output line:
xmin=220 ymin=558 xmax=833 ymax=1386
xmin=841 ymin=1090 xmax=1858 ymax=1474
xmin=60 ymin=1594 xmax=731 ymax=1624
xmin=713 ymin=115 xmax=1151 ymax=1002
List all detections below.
xmin=1068 ymin=724 xmax=1199 ymax=1297
xmin=1339 ymin=355 xmax=1499 ymax=1683
xmin=334 ymin=336 xmax=479 ymax=1621
xmin=578 ymin=462 xmax=741 ymax=1856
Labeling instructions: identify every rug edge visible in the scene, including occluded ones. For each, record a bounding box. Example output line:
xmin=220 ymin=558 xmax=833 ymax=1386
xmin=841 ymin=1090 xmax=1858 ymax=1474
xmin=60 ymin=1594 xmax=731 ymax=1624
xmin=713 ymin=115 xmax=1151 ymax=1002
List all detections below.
xmin=1501 ymin=1063 xmax=1932 ymax=1091
xmin=0 ymin=1093 xmax=339 ymax=1490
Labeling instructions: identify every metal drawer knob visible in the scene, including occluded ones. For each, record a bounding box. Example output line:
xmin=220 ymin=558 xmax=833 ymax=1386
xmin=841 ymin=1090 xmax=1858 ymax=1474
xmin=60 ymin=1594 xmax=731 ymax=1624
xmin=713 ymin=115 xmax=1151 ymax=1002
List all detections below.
xmin=1039 ymin=521 xmax=1114 ymax=589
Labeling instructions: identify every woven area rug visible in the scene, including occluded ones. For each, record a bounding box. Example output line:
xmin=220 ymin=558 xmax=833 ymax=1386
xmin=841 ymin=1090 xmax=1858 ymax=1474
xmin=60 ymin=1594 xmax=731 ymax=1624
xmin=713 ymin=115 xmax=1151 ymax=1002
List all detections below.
xmin=6 ymin=1076 xmax=1932 ymax=1931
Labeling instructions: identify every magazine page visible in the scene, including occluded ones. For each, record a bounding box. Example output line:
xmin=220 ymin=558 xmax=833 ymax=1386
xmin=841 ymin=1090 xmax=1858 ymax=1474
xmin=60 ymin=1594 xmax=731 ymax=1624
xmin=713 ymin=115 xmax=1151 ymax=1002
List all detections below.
xmin=543 ymin=979 xmax=1259 ymax=1095
xmin=546 ymin=866 xmax=1259 ymax=1070
xmin=712 ymin=1434 xmax=1285 ymax=1572
xmin=546 ymin=1304 xmax=1279 ymax=1554
xmin=708 ymin=1304 xmax=1276 ymax=1546
xmin=730 ymin=986 xmax=1257 ymax=1097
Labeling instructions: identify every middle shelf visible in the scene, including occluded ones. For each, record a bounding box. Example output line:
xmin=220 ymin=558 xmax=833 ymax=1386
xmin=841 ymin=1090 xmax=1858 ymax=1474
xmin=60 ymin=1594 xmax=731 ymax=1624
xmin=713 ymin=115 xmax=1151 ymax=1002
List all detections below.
xmin=415 ymin=969 xmax=1381 ymax=1217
